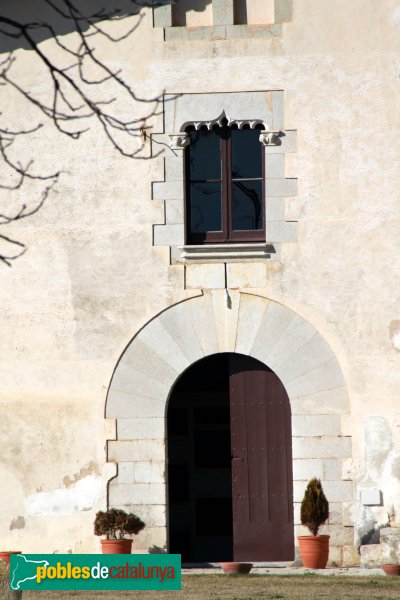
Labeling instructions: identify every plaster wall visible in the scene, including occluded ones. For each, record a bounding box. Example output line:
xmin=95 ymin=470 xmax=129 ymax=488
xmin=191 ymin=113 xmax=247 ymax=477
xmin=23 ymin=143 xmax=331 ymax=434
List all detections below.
xmin=0 ymin=0 xmax=400 ymax=561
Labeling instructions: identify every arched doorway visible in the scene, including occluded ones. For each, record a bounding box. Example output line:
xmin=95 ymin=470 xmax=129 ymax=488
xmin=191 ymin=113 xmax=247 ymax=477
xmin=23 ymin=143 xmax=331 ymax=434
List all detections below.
xmin=167 ymin=352 xmax=294 ymax=563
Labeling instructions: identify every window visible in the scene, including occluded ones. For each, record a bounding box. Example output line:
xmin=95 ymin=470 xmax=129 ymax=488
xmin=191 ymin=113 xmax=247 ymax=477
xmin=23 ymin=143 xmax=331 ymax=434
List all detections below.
xmin=185 ymin=120 xmax=265 ymax=244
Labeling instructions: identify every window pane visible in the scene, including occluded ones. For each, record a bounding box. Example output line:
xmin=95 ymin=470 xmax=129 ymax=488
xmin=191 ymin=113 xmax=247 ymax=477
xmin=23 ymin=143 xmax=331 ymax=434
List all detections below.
xmin=231 ymin=129 xmax=262 ymax=179
xmin=189 ymin=129 xmax=221 ymax=180
xmin=232 ymin=181 xmax=263 ymax=230
xmin=190 ymin=183 xmax=222 ymax=233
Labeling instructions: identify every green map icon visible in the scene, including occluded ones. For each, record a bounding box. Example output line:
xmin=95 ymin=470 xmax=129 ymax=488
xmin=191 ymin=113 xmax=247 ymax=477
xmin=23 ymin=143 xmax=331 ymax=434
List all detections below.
xmin=10 ymin=555 xmax=49 ymax=590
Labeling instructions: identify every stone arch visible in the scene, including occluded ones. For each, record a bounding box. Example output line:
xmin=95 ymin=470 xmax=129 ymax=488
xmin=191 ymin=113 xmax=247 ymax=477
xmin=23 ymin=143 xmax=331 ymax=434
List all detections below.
xmin=105 ymin=291 xmax=352 ymax=557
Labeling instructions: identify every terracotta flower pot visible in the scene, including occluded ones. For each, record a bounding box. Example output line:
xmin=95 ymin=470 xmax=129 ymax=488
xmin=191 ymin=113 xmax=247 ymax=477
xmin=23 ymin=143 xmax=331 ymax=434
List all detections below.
xmin=100 ymin=539 xmax=133 ymax=554
xmin=220 ymin=562 xmax=253 ymax=574
xmin=298 ymin=535 xmax=330 ymax=569
xmin=0 ymin=551 xmax=22 ymax=565
xmin=381 ymin=563 xmax=400 ymax=576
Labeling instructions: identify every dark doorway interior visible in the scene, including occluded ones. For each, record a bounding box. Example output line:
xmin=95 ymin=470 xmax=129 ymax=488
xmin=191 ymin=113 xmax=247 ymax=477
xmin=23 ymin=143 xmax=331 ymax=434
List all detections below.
xmin=167 ymin=354 xmax=233 ymax=562
xmin=167 ymin=352 xmax=294 ymax=563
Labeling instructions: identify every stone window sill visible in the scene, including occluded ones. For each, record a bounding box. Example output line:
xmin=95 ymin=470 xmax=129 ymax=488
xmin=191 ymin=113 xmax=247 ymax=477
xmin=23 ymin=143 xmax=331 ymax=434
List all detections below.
xmin=178 ymin=243 xmax=276 ymax=263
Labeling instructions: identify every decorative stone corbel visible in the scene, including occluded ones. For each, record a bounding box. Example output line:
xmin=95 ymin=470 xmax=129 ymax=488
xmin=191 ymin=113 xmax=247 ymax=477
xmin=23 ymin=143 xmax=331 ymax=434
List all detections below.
xmin=259 ymin=131 xmax=281 ymax=146
xmin=168 ymin=133 xmax=190 ymax=150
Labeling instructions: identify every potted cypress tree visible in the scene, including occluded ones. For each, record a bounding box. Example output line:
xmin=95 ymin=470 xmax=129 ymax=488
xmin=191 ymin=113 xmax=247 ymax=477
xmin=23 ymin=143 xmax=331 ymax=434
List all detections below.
xmin=297 ymin=478 xmax=330 ymax=569
xmin=94 ymin=508 xmax=145 ymax=554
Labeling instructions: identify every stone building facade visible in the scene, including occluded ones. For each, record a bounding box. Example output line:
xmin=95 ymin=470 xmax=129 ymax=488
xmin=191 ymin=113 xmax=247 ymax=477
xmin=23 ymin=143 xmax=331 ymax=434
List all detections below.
xmin=1 ymin=0 xmax=400 ymax=566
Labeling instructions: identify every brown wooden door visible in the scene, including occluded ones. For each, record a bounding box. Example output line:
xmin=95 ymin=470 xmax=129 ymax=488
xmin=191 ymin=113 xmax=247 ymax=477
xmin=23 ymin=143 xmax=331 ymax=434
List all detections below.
xmin=229 ymin=354 xmax=294 ymax=561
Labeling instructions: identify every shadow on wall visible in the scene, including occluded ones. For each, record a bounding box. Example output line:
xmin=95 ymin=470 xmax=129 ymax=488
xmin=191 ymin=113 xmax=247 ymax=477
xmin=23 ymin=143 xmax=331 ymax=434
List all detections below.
xmin=172 ymin=0 xmax=212 ymax=26
xmin=0 ymin=0 xmax=172 ymax=53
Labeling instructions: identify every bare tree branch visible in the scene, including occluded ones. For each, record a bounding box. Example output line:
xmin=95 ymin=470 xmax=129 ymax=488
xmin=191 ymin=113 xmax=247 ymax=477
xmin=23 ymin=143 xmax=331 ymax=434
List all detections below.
xmin=0 ymin=0 xmax=172 ymax=266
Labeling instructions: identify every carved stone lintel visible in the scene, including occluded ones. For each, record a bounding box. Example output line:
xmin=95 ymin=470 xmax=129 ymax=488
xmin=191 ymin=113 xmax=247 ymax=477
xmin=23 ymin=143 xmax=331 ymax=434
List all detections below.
xmin=181 ymin=110 xmax=268 ymax=132
xmin=168 ymin=133 xmax=190 ymax=150
xmin=259 ymin=131 xmax=281 ymax=146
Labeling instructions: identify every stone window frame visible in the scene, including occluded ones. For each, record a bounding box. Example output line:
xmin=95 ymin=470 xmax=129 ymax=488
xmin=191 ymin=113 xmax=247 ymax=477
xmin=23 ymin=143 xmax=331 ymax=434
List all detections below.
xmin=151 ymin=91 xmax=297 ymax=264
xmin=185 ymin=116 xmax=268 ymax=244
xmin=153 ymin=0 xmax=293 ymax=41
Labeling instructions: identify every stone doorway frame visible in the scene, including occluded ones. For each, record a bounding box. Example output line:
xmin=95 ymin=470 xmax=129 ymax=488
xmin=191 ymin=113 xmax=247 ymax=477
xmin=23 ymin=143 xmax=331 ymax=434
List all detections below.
xmin=105 ymin=291 xmax=353 ymax=562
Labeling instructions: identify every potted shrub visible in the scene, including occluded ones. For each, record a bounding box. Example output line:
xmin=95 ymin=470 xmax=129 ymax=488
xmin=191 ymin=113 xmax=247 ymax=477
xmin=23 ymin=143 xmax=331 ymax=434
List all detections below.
xmin=381 ymin=563 xmax=400 ymax=576
xmin=94 ymin=508 xmax=145 ymax=554
xmin=0 ymin=551 xmax=21 ymax=565
xmin=297 ymin=478 xmax=330 ymax=569
xmin=220 ymin=562 xmax=253 ymax=574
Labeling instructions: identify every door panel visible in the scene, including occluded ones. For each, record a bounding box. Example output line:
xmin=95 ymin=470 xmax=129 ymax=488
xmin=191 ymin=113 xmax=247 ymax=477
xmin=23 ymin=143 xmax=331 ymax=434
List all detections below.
xmin=229 ymin=354 xmax=294 ymax=561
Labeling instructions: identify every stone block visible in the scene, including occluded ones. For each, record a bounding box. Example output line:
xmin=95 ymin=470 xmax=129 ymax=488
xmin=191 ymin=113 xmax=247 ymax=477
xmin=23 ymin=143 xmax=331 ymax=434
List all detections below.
xmin=275 ymin=0 xmax=293 ymax=23
xmin=292 ymin=459 xmax=324 ymax=482
xmin=152 ymin=180 xmax=183 ymax=201
xmin=290 ymin=386 xmax=349 ymax=415
xmin=109 ymin=483 xmax=166 ymax=506
xmin=164 ymin=92 xmax=273 ymax=137
xmin=212 ymin=0 xmax=234 ymax=25
xmin=342 ymin=502 xmax=357 ymax=527
xmin=117 ymin=418 xmax=165 ymax=441
xmin=133 ymin=462 xmax=165 ymax=484
xmin=294 ymin=524 xmax=309 ymax=538
xmin=284 ymin=357 xmax=346 ymax=400
xmin=117 ymin=462 xmax=134 ymax=484
xmin=226 ymin=262 xmax=267 ymax=288
xmin=211 ymin=289 xmax=240 ymax=353
xmin=265 ymin=315 xmax=318 ymax=371
xmin=108 ymin=439 xmax=165 ymax=463
xmin=120 ymin=338 xmax=178 ymax=387
xmin=106 ymin=389 xmax=166 ymax=419
xmin=292 ymin=415 xmax=342 ymax=437
xmin=165 ymin=25 xmax=227 ymax=42
xmin=153 ymin=5 xmax=172 ymax=27
xmin=265 ymin=197 xmax=286 ymax=222
xmin=185 ymin=263 xmax=225 ymax=290
xmin=164 ymin=157 xmax=184 ymax=181
xmin=266 ymin=220 xmax=297 ymax=242
xmin=265 ymin=154 xmax=285 ymax=178
xmin=323 ymin=480 xmax=354 ymax=503
xmin=327 ymin=545 xmax=343 ymax=567
xmin=113 ymin=504 xmax=166 ymax=528
xmin=360 ymin=544 xmax=381 ymax=567
xmin=153 ymin=224 xmax=185 ymax=246
xmin=380 ymin=527 xmax=400 ymax=564
xmin=323 ymin=459 xmax=344 ymax=480
xmin=134 ymin=526 xmax=167 ymax=551
xmin=159 ymin=301 xmax=204 ymax=365
xmin=183 ymin=293 xmax=219 ymax=357
xmin=272 ymin=91 xmax=285 ymax=129
xmin=343 ymin=545 xmax=360 ymax=567
xmin=138 ymin=317 xmax=190 ymax=374
xmin=251 ymin=301 xmax=295 ymax=362
xmin=318 ymin=524 xmax=354 ymax=546
xmin=292 ymin=437 xmax=352 ymax=460
xmin=165 ymin=199 xmax=184 ymax=225
xmin=326 ymin=503 xmax=344 ymax=525
xmin=266 ymin=178 xmax=297 ymax=197
xmin=104 ymin=418 xmax=116 ymax=441
xmin=235 ymin=293 xmax=268 ymax=356
xmin=109 ymin=364 xmax=170 ymax=402
xmin=275 ymin=333 xmax=335 ymax=383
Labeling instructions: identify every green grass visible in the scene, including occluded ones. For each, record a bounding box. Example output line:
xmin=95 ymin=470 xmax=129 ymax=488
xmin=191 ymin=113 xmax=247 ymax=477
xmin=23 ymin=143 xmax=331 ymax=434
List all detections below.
xmin=1 ymin=563 xmax=400 ymax=600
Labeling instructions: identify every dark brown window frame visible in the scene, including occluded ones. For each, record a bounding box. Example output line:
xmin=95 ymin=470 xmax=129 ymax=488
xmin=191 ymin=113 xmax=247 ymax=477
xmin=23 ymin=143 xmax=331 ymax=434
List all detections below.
xmin=185 ymin=122 xmax=266 ymax=245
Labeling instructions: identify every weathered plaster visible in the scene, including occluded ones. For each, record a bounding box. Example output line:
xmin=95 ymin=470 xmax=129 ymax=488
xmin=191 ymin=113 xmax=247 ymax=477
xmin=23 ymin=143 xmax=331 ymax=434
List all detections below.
xmin=0 ymin=1 xmax=400 ymax=560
